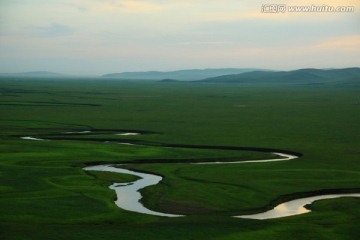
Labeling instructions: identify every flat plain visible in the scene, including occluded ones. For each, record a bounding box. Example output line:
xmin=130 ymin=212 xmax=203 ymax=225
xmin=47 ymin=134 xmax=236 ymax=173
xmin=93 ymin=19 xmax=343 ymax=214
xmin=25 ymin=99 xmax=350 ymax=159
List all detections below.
xmin=0 ymin=78 xmax=359 ymax=239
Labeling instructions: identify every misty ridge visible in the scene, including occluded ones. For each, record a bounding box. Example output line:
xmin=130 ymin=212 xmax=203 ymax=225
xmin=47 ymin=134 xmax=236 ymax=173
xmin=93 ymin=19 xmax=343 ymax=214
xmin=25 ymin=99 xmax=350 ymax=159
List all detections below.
xmin=194 ymin=67 xmax=360 ymax=85
xmin=1 ymin=68 xmax=359 ymax=86
xmin=101 ymin=68 xmax=360 ymax=84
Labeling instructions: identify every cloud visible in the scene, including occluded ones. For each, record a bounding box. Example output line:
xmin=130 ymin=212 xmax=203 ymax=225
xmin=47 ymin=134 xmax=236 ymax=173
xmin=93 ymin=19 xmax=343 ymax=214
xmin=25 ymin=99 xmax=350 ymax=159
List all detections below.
xmin=195 ymin=0 xmax=360 ymax=23
xmin=314 ymin=34 xmax=360 ymax=51
xmin=117 ymin=1 xmax=164 ymax=13
xmin=177 ymin=41 xmax=235 ymax=46
xmin=29 ymin=23 xmax=74 ymax=37
xmin=73 ymin=0 xmax=164 ymax=14
xmin=1 ymin=0 xmax=359 ymax=74
xmin=289 ymin=0 xmax=359 ymax=8
xmin=0 ymin=23 xmax=75 ymax=38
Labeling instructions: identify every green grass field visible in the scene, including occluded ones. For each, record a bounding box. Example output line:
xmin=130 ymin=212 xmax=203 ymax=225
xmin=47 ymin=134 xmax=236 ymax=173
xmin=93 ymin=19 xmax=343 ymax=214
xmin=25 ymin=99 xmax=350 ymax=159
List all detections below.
xmin=0 ymin=78 xmax=359 ymax=239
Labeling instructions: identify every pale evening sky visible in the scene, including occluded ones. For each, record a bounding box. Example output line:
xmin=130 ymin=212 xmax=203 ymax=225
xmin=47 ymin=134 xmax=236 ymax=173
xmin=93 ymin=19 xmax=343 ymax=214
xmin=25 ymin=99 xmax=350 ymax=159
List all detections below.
xmin=0 ymin=0 xmax=359 ymax=75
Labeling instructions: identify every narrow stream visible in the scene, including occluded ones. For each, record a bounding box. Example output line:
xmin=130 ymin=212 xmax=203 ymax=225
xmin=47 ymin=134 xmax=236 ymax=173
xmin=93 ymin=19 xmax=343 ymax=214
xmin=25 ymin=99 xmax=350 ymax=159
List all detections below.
xmin=21 ymin=136 xmax=47 ymax=141
xmin=20 ymin=134 xmax=360 ymax=219
xmin=193 ymin=152 xmax=297 ymax=164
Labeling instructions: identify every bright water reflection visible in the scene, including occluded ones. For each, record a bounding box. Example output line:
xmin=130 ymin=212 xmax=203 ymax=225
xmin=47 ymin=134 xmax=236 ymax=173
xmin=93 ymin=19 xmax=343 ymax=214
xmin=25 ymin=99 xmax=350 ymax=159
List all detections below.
xmin=236 ymin=193 xmax=360 ymax=219
xmin=84 ymin=165 xmax=183 ymax=217
xmin=21 ymin=136 xmax=47 ymax=141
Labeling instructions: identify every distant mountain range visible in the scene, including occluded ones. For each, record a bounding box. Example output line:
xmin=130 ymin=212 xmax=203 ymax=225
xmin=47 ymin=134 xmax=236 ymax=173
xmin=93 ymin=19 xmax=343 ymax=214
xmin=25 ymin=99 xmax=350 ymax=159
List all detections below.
xmin=1 ymin=68 xmax=359 ymax=86
xmin=102 ymin=68 xmax=268 ymax=80
xmin=193 ymin=68 xmax=360 ymax=85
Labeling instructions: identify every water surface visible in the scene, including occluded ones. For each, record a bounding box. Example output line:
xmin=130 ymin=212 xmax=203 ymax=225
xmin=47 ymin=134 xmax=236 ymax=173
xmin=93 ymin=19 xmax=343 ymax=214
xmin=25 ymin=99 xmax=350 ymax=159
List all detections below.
xmin=236 ymin=193 xmax=360 ymax=219
xmin=21 ymin=136 xmax=47 ymax=141
xmin=84 ymin=164 xmax=183 ymax=217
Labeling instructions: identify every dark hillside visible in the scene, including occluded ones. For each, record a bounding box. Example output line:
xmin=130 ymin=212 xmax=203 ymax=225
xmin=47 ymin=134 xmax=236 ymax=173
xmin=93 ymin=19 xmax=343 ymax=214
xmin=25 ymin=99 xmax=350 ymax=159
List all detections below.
xmin=197 ymin=68 xmax=360 ymax=85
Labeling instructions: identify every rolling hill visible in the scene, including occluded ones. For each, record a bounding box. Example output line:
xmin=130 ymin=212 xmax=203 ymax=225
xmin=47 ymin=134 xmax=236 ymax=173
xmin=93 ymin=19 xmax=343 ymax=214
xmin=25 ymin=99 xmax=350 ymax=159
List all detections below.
xmin=196 ymin=68 xmax=360 ymax=85
xmin=102 ymin=68 xmax=268 ymax=80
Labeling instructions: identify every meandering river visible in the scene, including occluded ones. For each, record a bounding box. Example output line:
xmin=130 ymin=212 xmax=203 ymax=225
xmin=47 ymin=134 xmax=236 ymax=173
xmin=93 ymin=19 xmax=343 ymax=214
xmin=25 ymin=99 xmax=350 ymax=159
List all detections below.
xmin=83 ymin=155 xmax=360 ymax=219
xmin=84 ymin=164 xmax=183 ymax=217
xmin=21 ymin=132 xmax=360 ymax=219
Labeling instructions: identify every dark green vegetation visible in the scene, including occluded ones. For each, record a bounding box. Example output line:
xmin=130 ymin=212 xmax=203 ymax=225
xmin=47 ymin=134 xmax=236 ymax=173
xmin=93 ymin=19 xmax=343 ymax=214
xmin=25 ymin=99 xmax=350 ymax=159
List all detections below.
xmin=0 ymin=77 xmax=359 ymax=239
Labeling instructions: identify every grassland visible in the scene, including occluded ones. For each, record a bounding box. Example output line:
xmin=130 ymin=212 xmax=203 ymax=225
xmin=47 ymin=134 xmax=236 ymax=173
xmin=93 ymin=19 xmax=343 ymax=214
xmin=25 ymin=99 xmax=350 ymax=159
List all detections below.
xmin=0 ymin=77 xmax=359 ymax=239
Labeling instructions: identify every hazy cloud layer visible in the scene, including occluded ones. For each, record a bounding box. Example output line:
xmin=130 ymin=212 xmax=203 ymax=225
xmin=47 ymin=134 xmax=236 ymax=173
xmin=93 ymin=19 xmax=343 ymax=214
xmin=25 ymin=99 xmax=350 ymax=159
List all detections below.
xmin=26 ymin=24 xmax=74 ymax=37
xmin=0 ymin=0 xmax=359 ymax=75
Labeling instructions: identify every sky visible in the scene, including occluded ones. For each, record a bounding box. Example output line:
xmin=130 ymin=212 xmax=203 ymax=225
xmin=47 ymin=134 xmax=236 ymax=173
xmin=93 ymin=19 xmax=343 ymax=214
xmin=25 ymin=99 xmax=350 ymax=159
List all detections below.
xmin=0 ymin=0 xmax=359 ymax=75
